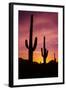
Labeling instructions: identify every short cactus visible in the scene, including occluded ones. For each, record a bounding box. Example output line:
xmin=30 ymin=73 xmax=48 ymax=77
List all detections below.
xmin=54 ymin=53 xmax=56 ymax=62
xmin=41 ymin=36 xmax=48 ymax=64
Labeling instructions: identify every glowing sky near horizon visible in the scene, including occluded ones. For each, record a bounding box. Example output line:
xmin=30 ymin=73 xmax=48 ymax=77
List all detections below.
xmin=18 ymin=11 xmax=58 ymax=63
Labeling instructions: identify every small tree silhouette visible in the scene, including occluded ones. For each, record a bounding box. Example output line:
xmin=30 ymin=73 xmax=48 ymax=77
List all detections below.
xmin=41 ymin=36 xmax=48 ymax=64
xmin=25 ymin=15 xmax=37 ymax=63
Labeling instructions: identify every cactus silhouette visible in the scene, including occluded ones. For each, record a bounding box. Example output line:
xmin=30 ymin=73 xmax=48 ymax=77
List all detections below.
xmin=41 ymin=36 xmax=48 ymax=64
xmin=25 ymin=15 xmax=37 ymax=63
xmin=54 ymin=53 xmax=56 ymax=62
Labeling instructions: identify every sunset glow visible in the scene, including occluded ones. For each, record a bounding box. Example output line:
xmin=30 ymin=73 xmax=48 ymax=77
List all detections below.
xmin=18 ymin=11 xmax=58 ymax=63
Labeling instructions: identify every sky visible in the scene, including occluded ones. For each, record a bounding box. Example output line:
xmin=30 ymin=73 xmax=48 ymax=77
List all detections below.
xmin=18 ymin=11 xmax=58 ymax=63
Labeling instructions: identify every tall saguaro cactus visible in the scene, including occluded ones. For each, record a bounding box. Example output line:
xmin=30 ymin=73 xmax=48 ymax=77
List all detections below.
xmin=25 ymin=15 xmax=37 ymax=63
xmin=41 ymin=36 xmax=48 ymax=64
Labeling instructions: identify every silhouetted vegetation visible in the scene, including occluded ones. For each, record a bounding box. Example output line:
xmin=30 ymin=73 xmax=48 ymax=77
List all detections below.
xmin=18 ymin=58 xmax=58 ymax=79
xmin=41 ymin=36 xmax=48 ymax=64
xmin=18 ymin=15 xmax=58 ymax=79
xmin=25 ymin=15 xmax=37 ymax=63
xmin=54 ymin=53 xmax=56 ymax=62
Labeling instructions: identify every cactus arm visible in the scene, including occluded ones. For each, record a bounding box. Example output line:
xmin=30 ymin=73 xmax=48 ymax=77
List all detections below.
xmin=32 ymin=37 xmax=37 ymax=51
xmin=41 ymin=48 xmax=44 ymax=57
xmin=46 ymin=49 xmax=48 ymax=56
xmin=25 ymin=40 xmax=29 ymax=49
xmin=47 ymin=50 xmax=48 ymax=54
xmin=46 ymin=50 xmax=48 ymax=57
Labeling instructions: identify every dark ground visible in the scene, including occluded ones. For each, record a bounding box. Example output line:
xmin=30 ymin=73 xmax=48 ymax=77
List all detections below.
xmin=18 ymin=58 xmax=58 ymax=79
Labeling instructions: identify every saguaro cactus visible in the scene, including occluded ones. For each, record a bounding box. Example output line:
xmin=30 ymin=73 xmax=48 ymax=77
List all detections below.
xmin=41 ymin=36 xmax=48 ymax=64
xmin=25 ymin=15 xmax=37 ymax=63
xmin=54 ymin=53 xmax=56 ymax=62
